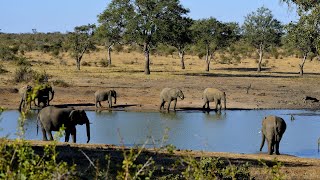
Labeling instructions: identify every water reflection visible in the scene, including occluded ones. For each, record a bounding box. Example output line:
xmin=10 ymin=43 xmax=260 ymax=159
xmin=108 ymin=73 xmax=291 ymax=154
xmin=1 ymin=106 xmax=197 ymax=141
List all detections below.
xmin=0 ymin=109 xmax=320 ymax=158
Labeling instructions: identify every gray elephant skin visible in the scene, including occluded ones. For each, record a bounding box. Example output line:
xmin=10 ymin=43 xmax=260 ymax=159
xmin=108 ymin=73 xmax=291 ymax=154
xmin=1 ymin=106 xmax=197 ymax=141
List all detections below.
xmin=202 ymin=88 xmax=226 ymax=111
xmin=160 ymin=88 xmax=184 ymax=111
xmin=19 ymin=85 xmax=33 ymax=111
xmin=18 ymin=85 xmax=54 ymax=111
xmin=94 ymin=90 xmax=117 ymax=108
xmin=260 ymin=115 xmax=286 ymax=155
xmin=37 ymin=106 xmax=90 ymax=143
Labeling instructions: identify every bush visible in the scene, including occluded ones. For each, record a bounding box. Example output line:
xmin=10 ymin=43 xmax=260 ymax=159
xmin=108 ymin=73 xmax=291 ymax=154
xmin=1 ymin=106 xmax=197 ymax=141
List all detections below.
xmin=13 ymin=66 xmax=34 ymax=83
xmin=52 ymin=79 xmax=69 ymax=87
xmin=16 ymin=56 xmax=31 ymax=66
xmin=99 ymin=59 xmax=109 ymax=67
xmin=0 ymin=46 xmax=18 ymax=61
xmin=0 ymin=64 xmax=8 ymax=74
xmin=81 ymin=61 xmax=91 ymax=66
xmin=181 ymin=156 xmax=251 ymax=180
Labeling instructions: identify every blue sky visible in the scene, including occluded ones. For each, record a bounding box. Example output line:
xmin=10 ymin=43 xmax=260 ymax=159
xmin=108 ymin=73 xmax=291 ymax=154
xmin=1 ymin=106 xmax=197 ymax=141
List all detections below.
xmin=0 ymin=0 xmax=298 ymax=33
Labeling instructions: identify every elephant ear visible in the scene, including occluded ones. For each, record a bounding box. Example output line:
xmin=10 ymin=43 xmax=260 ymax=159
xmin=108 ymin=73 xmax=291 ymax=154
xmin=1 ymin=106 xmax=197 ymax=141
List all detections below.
xmin=69 ymin=110 xmax=79 ymax=123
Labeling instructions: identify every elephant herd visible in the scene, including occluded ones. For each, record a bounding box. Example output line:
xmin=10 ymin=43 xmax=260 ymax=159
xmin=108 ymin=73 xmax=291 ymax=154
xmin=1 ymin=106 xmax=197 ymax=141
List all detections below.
xmin=18 ymin=85 xmax=286 ymax=155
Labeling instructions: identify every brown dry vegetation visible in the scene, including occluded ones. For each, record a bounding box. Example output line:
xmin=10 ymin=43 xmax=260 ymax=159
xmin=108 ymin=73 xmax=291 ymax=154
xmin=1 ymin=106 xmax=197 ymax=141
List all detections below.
xmin=1 ymin=49 xmax=320 ymax=179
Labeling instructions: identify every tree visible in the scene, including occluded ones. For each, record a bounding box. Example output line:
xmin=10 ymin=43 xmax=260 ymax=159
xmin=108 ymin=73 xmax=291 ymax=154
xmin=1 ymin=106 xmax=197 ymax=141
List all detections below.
xmin=285 ymin=15 xmax=317 ymax=76
xmin=163 ymin=17 xmax=193 ymax=69
xmin=124 ymin=0 xmax=189 ymax=75
xmin=242 ymin=7 xmax=282 ymax=72
xmin=191 ymin=18 xmax=237 ymax=72
xmin=97 ymin=0 xmax=133 ymax=67
xmin=68 ymin=24 xmax=95 ymax=70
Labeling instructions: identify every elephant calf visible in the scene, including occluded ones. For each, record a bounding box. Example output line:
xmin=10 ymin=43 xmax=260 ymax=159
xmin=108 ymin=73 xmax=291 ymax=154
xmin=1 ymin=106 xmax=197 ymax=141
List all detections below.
xmin=94 ymin=90 xmax=117 ymax=108
xmin=202 ymin=88 xmax=226 ymax=111
xmin=37 ymin=106 xmax=91 ymax=143
xmin=260 ymin=115 xmax=286 ymax=155
xmin=160 ymin=88 xmax=184 ymax=112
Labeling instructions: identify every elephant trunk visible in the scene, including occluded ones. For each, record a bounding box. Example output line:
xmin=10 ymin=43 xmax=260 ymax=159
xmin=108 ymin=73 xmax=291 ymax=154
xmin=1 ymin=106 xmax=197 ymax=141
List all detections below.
xmin=49 ymin=90 xmax=54 ymax=101
xmin=86 ymin=121 xmax=90 ymax=143
xmin=224 ymin=92 xmax=226 ymax=110
xmin=114 ymin=93 xmax=117 ymax=104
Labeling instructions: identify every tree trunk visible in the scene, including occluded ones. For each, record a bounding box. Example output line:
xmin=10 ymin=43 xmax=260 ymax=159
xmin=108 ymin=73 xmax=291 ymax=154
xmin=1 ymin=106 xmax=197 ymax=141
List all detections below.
xmin=257 ymin=43 xmax=263 ymax=72
xmin=178 ymin=49 xmax=185 ymax=70
xmin=205 ymin=46 xmax=210 ymax=72
xmin=76 ymin=58 xmax=81 ymax=70
xmin=107 ymin=45 xmax=112 ymax=66
xmin=299 ymin=54 xmax=307 ymax=76
xmin=144 ymin=42 xmax=150 ymax=75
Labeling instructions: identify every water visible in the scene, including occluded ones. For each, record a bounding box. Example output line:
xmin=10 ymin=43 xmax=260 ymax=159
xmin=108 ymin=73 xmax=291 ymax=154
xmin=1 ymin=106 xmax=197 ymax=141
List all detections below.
xmin=1 ymin=109 xmax=320 ymax=158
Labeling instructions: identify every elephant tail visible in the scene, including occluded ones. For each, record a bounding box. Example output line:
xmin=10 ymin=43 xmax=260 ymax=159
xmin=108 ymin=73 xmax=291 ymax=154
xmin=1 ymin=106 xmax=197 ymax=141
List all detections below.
xmin=36 ymin=113 xmax=40 ymax=136
xmin=259 ymin=132 xmax=265 ymax=151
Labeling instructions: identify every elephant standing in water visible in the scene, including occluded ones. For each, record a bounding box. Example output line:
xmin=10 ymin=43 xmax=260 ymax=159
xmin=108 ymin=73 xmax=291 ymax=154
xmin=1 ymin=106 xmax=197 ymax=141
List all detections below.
xmin=202 ymin=88 xmax=226 ymax=111
xmin=94 ymin=90 xmax=117 ymax=108
xmin=260 ymin=115 xmax=286 ymax=155
xmin=37 ymin=106 xmax=90 ymax=143
xmin=160 ymin=88 xmax=184 ymax=112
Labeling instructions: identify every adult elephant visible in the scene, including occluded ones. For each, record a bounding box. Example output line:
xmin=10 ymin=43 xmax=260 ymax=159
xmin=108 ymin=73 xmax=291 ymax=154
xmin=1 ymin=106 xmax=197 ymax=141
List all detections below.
xmin=33 ymin=84 xmax=55 ymax=108
xmin=37 ymin=106 xmax=90 ymax=143
xmin=202 ymin=88 xmax=226 ymax=111
xmin=160 ymin=88 xmax=184 ymax=112
xmin=260 ymin=115 xmax=286 ymax=155
xmin=94 ymin=90 xmax=117 ymax=108
xmin=18 ymin=85 xmax=33 ymax=111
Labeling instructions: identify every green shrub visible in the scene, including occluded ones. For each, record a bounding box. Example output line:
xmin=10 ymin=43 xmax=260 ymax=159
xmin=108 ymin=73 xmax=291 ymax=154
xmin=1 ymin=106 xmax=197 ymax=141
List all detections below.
xmin=181 ymin=157 xmax=251 ymax=180
xmin=16 ymin=56 xmax=31 ymax=66
xmin=13 ymin=66 xmax=34 ymax=83
xmin=0 ymin=46 xmax=18 ymax=61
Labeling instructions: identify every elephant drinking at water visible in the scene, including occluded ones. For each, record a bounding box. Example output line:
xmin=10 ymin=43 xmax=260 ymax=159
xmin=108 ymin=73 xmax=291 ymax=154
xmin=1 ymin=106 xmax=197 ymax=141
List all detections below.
xmin=202 ymin=88 xmax=226 ymax=111
xmin=37 ymin=106 xmax=90 ymax=143
xmin=160 ymin=88 xmax=184 ymax=112
xmin=94 ymin=90 xmax=117 ymax=108
xmin=260 ymin=115 xmax=286 ymax=155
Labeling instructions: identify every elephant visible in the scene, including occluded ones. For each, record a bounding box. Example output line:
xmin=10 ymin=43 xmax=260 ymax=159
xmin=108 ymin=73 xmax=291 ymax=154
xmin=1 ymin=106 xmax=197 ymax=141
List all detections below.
xmin=160 ymin=88 xmax=184 ymax=112
xmin=94 ymin=90 xmax=117 ymax=108
xmin=18 ymin=85 xmax=33 ymax=111
xmin=32 ymin=84 xmax=55 ymax=108
xmin=259 ymin=115 xmax=286 ymax=155
xmin=37 ymin=106 xmax=90 ymax=143
xmin=202 ymin=88 xmax=226 ymax=111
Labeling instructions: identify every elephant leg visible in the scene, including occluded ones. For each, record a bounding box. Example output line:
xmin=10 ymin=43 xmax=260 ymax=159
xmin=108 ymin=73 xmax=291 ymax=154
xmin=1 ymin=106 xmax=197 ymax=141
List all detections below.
xmin=48 ymin=131 xmax=54 ymax=141
xmin=167 ymin=101 xmax=171 ymax=112
xmin=65 ymin=129 xmax=71 ymax=142
xmin=71 ymin=127 xmax=76 ymax=143
xmin=99 ymin=101 xmax=102 ymax=107
xmin=275 ymin=141 xmax=280 ymax=155
xmin=173 ymin=99 xmax=177 ymax=111
xmin=268 ymin=140 xmax=275 ymax=155
xmin=214 ymin=100 xmax=218 ymax=112
xmin=41 ymin=128 xmax=48 ymax=141
xmin=160 ymin=100 xmax=165 ymax=110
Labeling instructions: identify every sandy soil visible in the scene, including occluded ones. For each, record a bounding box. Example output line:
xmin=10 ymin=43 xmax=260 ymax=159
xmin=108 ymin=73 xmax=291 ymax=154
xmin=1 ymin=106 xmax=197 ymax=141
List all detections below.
xmin=1 ymin=51 xmax=320 ymax=178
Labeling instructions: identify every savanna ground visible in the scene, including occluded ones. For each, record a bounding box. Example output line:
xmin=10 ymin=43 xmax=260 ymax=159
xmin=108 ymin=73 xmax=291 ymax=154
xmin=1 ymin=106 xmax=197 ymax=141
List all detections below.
xmin=1 ymin=49 xmax=320 ymax=179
